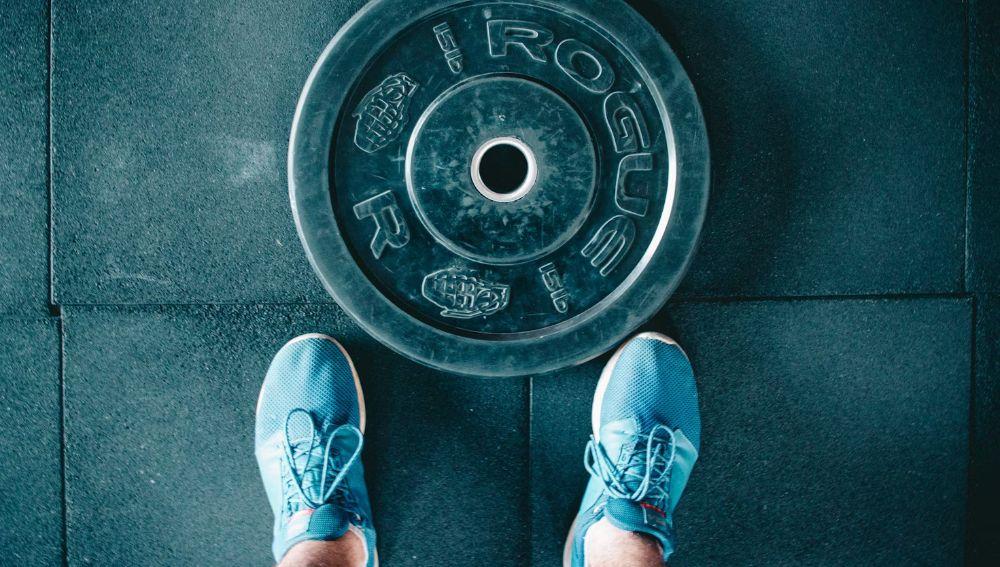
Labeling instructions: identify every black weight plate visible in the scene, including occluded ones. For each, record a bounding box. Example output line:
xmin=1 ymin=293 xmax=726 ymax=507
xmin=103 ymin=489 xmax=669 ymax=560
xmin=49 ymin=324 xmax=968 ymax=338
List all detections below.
xmin=290 ymin=0 xmax=709 ymax=377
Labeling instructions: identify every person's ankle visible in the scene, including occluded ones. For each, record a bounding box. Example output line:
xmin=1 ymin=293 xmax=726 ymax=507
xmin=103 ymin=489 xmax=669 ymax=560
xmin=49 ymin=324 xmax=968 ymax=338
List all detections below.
xmin=279 ymin=528 xmax=368 ymax=567
xmin=583 ymin=517 xmax=664 ymax=567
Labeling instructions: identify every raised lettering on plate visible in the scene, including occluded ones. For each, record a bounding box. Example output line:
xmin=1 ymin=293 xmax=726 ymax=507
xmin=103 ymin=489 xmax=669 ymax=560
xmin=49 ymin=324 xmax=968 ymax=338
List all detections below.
xmin=615 ymin=153 xmax=653 ymax=217
xmin=487 ymin=20 xmax=553 ymax=63
xmin=604 ymin=92 xmax=650 ymax=154
xmin=433 ymin=22 xmax=464 ymax=74
xmin=555 ymin=39 xmax=615 ymax=94
xmin=581 ymin=215 xmax=636 ymax=277
xmin=352 ymin=191 xmax=410 ymax=259
xmin=539 ymin=262 xmax=570 ymax=314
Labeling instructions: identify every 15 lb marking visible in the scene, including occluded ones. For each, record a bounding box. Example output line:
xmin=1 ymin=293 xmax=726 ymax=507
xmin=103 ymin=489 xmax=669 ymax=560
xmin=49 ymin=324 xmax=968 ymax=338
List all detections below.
xmin=433 ymin=22 xmax=464 ymax=74
xmin=539 ymin=262 xmax=570 ymax=314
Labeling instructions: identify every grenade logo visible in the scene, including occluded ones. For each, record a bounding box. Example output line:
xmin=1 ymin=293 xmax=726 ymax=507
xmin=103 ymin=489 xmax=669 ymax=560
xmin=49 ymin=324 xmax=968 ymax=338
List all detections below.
xmin=422 ymin=268 xmax=510 ymax=320
xmin=353 ymin=73 xmax=419 ymax=154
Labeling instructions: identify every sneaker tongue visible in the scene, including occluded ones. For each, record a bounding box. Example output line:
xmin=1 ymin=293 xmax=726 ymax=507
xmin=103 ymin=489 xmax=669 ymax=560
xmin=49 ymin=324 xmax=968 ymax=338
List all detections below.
xmin=304 ymin=504 xmax=350 ymax=540
xmin=286 ymin=503 xmax=351 ymax=545
xmin=279 ymin=504 xmax=355 ymax=563
xmin=603 ymin=499 xmax=676 ymax=560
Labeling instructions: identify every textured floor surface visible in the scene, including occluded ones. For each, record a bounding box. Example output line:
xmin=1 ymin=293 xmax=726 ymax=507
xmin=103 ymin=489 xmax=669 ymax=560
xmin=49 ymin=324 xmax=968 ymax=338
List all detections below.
xmin=1 ymin=0 xmax=997 ymax=565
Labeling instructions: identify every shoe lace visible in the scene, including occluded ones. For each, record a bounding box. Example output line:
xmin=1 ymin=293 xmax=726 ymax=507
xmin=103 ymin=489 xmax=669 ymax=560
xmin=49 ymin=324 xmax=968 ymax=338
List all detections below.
xmin=282 ymin=408 xmax=363 ymax=511
xmin=584 ymin=424 xmax=677 ymax=504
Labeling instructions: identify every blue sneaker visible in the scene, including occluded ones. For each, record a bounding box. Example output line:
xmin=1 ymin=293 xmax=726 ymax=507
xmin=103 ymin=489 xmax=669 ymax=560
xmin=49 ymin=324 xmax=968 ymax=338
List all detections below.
xmin=564 ymin=332 xmax=701 ymax=566
xmin=255 ymin=334 xmax=377 ymax=565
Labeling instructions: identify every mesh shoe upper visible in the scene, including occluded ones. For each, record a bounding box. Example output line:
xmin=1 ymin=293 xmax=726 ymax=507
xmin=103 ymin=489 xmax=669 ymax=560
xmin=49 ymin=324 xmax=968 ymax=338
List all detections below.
xmin=255 ymin=335 xmax=364 ymax=442
xmin=599 ymin=337 xmax=701 ymax=452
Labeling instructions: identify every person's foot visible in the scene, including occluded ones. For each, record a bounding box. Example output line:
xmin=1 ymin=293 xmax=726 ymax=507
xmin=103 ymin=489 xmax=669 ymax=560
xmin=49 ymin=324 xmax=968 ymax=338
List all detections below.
xmin=255 ymin=334 xmax=377 ymax=566
xmin=564 ymin=332 xmax=702 ymax=566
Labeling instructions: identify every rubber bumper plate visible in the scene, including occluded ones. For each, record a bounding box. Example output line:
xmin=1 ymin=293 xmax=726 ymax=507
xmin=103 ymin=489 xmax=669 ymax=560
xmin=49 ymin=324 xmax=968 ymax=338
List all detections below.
xmin=289 ymin=0 xmax=709 ymax=377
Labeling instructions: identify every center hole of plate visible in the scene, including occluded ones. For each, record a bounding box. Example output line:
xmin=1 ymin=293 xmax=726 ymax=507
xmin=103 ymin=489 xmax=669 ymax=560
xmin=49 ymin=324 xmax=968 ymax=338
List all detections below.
xmin=471 ymin=137 xmax=537 ymax=203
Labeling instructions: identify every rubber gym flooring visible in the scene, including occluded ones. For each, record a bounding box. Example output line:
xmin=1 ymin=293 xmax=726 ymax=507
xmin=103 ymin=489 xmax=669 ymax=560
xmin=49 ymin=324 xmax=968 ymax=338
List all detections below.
xmin=1 ymin=1 xmax=997 ymax=565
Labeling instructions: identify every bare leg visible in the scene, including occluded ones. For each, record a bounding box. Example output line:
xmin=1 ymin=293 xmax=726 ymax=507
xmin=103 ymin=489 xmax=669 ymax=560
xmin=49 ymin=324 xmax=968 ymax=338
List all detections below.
xmin=278 ymin=530 xmax=367 ymax=567
xmin=585 ymin=518 xmax=664 ymax=567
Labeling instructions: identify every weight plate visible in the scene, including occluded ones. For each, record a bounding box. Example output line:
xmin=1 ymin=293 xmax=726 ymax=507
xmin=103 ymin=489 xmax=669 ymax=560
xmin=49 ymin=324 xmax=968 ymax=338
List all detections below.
xmin=290 ymin=0 xmax=709 ymax=377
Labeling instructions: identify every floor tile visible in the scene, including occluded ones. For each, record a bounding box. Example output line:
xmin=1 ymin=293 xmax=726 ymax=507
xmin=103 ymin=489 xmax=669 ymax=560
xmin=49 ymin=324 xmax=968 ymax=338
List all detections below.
xmin=967 ymin=0 xmax=1000 ymax=293
xmin=51 ymin=0 xmax=366 ymax=305
xmin=0 ymin=317 xmax=62 ymax=564
xmin=529 ymin=362 xmax=598 ymax=567
xmin=969 ymin=295 xmax=1000 ymax=564
xmin=62 ymin=305 xmax=528 ymax=566
xmin=531 ymin=298 xmax=971 ymax=566
xmin=0 ymin=1 xmax=49 ymax=315
xmin=632 ymin=0 xmax=966 ymax=296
